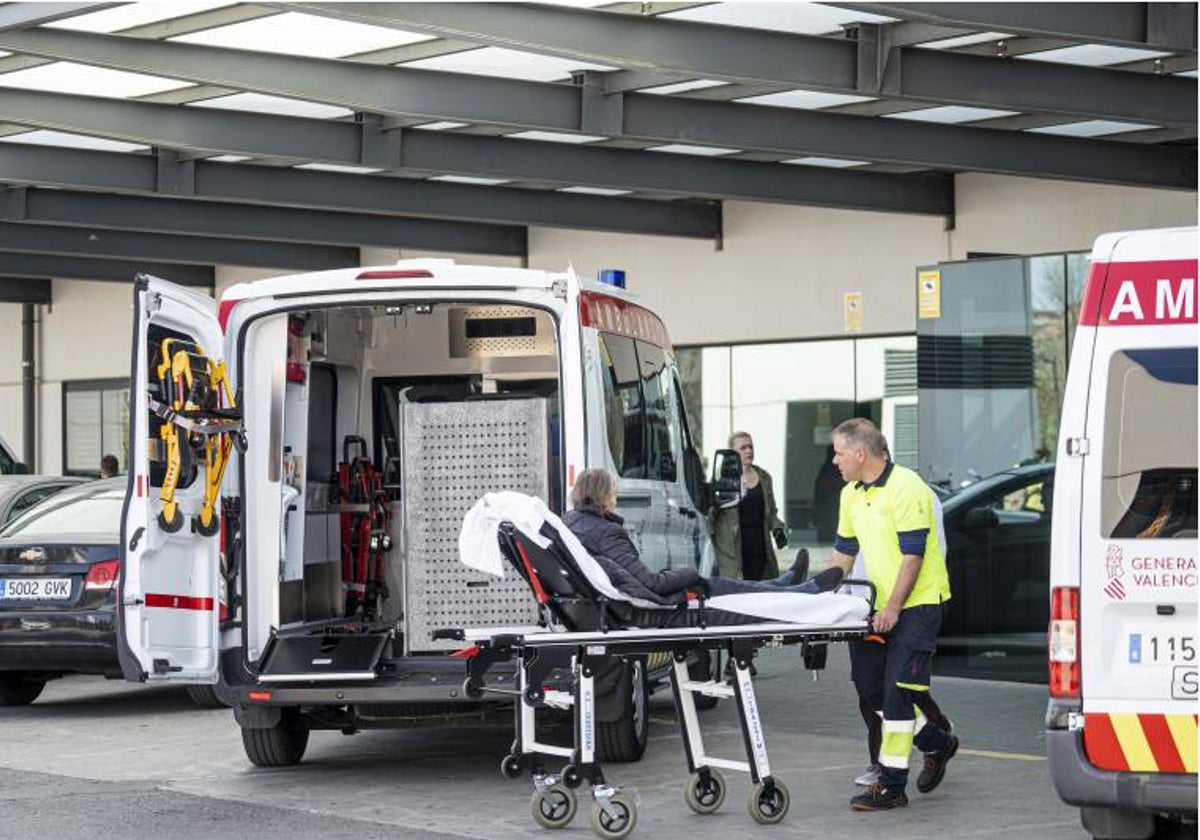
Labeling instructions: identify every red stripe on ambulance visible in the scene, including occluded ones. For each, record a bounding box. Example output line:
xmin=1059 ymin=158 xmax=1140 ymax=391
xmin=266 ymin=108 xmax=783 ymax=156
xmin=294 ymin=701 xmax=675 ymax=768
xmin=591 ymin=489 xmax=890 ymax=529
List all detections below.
xmin=1078 ymin=260 xmax=1197 ymax=327
xmin=144 ymin=593 xmax=215 ymax=611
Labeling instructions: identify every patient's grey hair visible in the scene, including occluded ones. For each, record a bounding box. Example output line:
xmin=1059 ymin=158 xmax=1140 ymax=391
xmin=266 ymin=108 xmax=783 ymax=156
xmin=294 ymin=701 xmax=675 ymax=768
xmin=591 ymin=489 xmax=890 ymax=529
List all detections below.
xmin=572 ymin=468 xmax=617 ymax=511
xmin=833 ymin=417 xmax=888 ymax=458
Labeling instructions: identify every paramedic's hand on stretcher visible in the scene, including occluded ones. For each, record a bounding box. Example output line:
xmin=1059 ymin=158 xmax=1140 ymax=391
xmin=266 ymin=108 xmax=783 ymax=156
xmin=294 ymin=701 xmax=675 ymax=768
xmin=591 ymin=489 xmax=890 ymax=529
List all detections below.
xmin=872 ymin=605 xmax=900 ymax=634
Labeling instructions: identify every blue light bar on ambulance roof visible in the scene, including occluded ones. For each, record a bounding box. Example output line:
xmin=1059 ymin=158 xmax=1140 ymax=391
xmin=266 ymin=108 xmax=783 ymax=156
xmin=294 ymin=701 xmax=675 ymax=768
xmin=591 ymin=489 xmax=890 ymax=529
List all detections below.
xmin=598 ymin=269 xmax=626 ymax=288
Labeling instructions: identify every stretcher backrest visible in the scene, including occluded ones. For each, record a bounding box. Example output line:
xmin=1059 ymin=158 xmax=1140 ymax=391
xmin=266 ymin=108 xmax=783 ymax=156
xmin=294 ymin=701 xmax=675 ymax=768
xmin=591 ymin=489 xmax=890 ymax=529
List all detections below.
xmin=497 ymin=522 xmax=677 ymax=631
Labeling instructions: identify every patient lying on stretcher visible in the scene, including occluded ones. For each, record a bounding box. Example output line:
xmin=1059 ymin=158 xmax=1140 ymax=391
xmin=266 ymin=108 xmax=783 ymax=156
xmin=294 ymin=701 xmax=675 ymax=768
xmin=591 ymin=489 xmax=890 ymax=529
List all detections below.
xmin=563 ymin=469 xmax=844 ymax=607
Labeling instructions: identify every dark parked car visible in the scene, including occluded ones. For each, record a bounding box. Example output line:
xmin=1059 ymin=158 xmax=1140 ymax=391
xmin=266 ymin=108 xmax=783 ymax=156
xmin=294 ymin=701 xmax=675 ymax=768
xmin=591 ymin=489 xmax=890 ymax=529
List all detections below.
xmin=0 ymin=475 xmax=88 ymax=527
xmin=936 ymin=463 xmax=1055 ymax=683
xmin=0 ymin=478 xmax=222 ymax=707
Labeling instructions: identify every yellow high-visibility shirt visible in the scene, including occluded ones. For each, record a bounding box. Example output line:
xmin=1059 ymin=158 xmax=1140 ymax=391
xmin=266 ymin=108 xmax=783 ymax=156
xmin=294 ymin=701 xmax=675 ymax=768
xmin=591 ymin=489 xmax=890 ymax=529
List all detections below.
xmin=836 ymin=462 xmax=951 ymax=610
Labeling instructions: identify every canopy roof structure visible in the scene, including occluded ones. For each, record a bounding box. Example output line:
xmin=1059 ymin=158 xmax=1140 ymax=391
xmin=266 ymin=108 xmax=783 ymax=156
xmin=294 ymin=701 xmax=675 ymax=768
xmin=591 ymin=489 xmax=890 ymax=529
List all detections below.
xmin=0 ymin=1 xmax=1193 ymax=293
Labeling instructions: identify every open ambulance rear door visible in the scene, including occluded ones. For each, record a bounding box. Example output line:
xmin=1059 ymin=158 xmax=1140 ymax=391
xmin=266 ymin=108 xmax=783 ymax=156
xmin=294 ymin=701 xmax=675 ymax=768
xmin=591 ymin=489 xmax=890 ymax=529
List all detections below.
xmin=117 ymin=275 xmax=224 ymax=684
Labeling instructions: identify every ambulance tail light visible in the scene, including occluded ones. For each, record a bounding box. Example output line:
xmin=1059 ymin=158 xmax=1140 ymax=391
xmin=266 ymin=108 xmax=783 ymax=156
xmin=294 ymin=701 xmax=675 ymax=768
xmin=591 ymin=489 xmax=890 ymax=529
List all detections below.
xmin=1049 ymin=586 xmax=1080 ymax=698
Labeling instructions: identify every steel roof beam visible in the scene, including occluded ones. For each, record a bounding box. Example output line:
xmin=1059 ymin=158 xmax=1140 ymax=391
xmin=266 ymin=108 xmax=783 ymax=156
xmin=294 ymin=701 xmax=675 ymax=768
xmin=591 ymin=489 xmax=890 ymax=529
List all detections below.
xmin=0 ymin=276 xmax=51 ymax=304
xmin=0 ymin=26 xmax=1191 ymax=184
xmin=0 ymin=220 xmax=359 ymax=271
xmin=829 ymin=3 xmax=1198 ymax=52
xmin=2 ymin=187 xmax=529 ymax=257
xmin=0 ymin=251 xmax=213 ymax=286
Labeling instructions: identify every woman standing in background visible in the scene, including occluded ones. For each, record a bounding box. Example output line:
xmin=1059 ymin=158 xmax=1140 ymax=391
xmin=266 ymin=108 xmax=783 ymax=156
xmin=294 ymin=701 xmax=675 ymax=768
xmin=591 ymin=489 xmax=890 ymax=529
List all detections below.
xmin=709 ymin=431 xmax=788 ymax=580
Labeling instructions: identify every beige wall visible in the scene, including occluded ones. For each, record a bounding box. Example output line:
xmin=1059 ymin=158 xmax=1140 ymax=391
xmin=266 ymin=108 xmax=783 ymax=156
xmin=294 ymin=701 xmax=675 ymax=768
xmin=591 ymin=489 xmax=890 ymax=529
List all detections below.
xmin=0 ymin=174 xmax=1195 ymax=472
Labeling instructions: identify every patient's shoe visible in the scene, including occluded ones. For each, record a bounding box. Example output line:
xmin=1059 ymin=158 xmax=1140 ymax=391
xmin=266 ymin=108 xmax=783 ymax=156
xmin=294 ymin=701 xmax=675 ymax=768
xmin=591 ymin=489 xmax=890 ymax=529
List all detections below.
xmin=792 ymin=566 xmax=845 ymax=594
xmin=787 ymin=548 xmax=810 ymax=584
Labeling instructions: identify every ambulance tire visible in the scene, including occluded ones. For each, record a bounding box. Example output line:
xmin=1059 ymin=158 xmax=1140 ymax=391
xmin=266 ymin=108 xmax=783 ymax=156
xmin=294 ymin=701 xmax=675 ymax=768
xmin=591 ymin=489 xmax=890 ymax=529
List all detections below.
xmin=1152 ymin=818 xmax=1198 ymax=840
xmin=597 ymin=658 xmax=648 ymax=763
xmin=241 ymin=715 xmax=309 ymax=767
xmin=185 ymin=684 xmax=228 ymax=709
xmin=1082 ymin=806 xmax=1155 ymax=840
xmin=0 ymin=674 xmax=45 ymax=706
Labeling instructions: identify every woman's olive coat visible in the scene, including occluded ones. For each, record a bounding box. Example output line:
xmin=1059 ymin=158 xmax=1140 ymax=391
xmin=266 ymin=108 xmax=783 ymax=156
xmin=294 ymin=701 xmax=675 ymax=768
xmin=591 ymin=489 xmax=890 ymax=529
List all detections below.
xmin=708 ymin=464 xmax=786 ymax=580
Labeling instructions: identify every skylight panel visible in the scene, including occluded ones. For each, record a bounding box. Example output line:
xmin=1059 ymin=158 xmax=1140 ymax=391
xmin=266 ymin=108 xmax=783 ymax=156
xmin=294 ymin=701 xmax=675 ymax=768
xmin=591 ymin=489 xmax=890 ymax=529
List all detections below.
xmin=782 ymin=157 xmax=869 ymax=168
xmin=647 ymin=144 xmax=740 ymax=157
xmin=172 ymin=12 xmax=434 ymax=58
xmin=0 ymin=62 xmax=189 ymax=98
xmin=640 ymin=79 xmax=728 ymax=96
xmin=0 ymin=130 xmax=146 ymax=153
xmin=1175 ymin=70 xmax=1198 ymax=78
xmin=558 ymin=186 xmax=633 ymax=196
xmin=885 ymin=106 xmax=1019 ymax=123
xmin=1026 ymin=120 xmax=1158 ymax=138
xmin=413 ymin=122 xmax=470 ymax=131
xmin=403 ymin=47 xmax=612 ymax=82
xmin=506 ymin=131 xmax=606 ymax=144
xmin=429 ymin=175 xmax=512 ymax=186
xmin=737 ymin=90 xmax=875 ymax=109
xmin=1018 ymin=44 xmax=1172 ymax=67
xmin=916 ymin=32 xmax=1013 ymax=50
xmin=663 ymin=3 xmax=896 ymax=36
xmin=191 ymin=94 xmax=352 ymax=120
xmin=44 ymin=2 xmax=235 ymax=33
xmin=295 ymin=163 xmax=384 ymax=174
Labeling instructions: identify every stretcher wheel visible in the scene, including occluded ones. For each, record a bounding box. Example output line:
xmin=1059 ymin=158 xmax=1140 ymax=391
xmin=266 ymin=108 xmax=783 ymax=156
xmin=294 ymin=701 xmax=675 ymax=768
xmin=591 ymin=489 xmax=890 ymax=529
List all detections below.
xmin=684 ymin=769 xmax=726 ymax=814
xmin=158 ymin=506 xmax=184 ymax=534
xmin=500 ymin=754 xmax=524 ymax=779
xmin=531 ymin=783 xmax=577 ymax=829
xmin=747 ymin=780 xmax=789 ymax=825
xmin=195 ymin=512 xmax=220 ymax=538
xmin=561 ymin=763 xmax=583 ymax=789
xmin=590 ymin=792 xmax=637 ymax=840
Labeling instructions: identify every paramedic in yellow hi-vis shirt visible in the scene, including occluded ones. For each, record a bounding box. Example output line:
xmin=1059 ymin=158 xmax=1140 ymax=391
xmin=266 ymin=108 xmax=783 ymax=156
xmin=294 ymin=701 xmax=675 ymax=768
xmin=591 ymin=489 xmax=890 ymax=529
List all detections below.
xmin=826 ymin=418 xmax=958 ymax=812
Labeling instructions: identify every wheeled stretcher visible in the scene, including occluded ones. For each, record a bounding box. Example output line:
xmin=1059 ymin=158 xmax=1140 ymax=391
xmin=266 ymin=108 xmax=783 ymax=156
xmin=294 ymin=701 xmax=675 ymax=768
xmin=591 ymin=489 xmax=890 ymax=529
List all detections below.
xmin=450 ymin=494 xmax=874 ymax=840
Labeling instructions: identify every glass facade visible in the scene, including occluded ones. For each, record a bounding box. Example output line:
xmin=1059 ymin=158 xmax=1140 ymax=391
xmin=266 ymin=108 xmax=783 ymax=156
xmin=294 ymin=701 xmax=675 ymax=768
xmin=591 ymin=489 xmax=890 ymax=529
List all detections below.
xmin=63 ymin=379 xmax=129 ymax=477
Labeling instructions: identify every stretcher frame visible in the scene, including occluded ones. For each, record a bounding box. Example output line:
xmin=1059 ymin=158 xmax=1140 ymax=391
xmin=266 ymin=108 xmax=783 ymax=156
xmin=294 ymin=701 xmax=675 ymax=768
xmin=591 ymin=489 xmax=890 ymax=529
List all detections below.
xmin=459 ymin=618 xmax=872 ymax=839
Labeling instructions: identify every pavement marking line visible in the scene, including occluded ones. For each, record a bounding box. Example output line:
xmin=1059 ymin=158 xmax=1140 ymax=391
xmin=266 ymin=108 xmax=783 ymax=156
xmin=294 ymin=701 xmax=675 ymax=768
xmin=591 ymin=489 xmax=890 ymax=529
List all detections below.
xmin=960 ymin=747 xmax=1045 ymax=762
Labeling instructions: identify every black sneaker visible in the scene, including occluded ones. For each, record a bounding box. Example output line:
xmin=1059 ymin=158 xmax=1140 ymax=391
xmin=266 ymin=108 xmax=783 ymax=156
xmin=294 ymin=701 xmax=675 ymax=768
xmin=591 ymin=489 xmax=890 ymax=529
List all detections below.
xmin=916 ymin=734 xmax=959 ymax=794
xmin=788 ymin=548 xmax=810 ymax=583
xmin=850 ymin=783 xmax=909 ymax=811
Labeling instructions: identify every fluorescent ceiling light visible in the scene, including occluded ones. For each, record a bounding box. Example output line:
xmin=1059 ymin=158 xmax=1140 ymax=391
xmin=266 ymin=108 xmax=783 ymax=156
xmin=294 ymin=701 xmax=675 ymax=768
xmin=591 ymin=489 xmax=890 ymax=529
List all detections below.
xmin=885 ymin=106 xmax=1019 ymax=123
xmin=0 ymin=130 xmax=146 ymax=153
xmin=412 ymin=122 xmax=470 ymax=131
xmin=782 ymin=157 xmax=869 ymax=168
xmin=429 ymin=175 xmax=511 ymax=185
xmin=647 ymin=144 xmax=740 ymax=157
xmin=558 ymin=186 xmax=633 ymax=196
xmin=403 ymin=46 xmax=612 ymax=82
xmin=506 ymin=131 xmax=606 ymax=144
xmin=44 ymin=2 xmax=235 ymax=33
xmin=737 ymin=89 xmax=875 ymax=109
xmin=640 ymin=79 xmax=728 ymax=96
xmin=191 ymin=93 xmax=352 ymax=120
xmin=663 ymin=2 xmax=896 ymax=36
xmin=173 ymin=12 xmax=433 ymax=58
xmin=207 ymin=155 xmax=251 ymax=163
xmin=1176 ymin=70 xmax=1198 ymax=78
xmin=1018 ymin=44 xmax=1171 ymax=67
xmin=1026 ymin=120 xmax=1158 ymax=138
xmin=917 ymin=32 xmax=1013 ymax=50
xmin=295 ymin=163 xmax=383 ymax=174
xmin=0 ymin=62 xmax=189 ymax=98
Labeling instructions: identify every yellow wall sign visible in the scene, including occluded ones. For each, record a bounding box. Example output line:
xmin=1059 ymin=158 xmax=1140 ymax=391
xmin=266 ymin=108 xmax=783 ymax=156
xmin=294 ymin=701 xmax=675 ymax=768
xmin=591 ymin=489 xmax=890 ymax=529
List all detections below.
xmin=918 ymin=270 xmax=941 ymax=319
xmin=844 ymin=291 xmax=863 ymax=332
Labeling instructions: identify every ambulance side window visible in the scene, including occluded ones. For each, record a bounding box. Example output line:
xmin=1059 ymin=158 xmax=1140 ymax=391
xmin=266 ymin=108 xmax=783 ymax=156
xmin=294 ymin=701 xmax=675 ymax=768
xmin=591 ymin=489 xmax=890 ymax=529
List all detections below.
xmin=598 ymin=333 xmax=646 ymax=478
xmin=1102 ymin=347 xmax=1198 ymax=539
xmin=637 ymin=341 xmax=677 ymax=483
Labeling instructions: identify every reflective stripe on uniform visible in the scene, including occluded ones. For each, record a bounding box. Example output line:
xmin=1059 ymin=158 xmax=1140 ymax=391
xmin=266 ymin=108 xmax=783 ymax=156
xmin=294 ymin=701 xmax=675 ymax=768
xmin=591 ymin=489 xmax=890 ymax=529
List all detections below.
xmin=896 ymin=681 xmax=930 ymax=692
xmin=881 ymin=718 xmax=915 ymax=768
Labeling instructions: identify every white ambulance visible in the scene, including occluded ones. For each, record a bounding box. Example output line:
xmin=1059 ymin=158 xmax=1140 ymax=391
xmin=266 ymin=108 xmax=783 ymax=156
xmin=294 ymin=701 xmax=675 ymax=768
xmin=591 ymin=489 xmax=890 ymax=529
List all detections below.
xmin=1047 ymin=227 xmax=1197 ymax=839
xmin=116 ymin=262 xmax=716 ymax=766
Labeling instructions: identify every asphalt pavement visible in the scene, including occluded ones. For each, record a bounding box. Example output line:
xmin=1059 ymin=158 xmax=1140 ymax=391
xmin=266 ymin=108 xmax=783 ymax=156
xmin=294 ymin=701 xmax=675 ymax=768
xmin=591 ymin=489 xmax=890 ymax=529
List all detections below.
xmin=0 ymin=647 xmax=1085 ymax=840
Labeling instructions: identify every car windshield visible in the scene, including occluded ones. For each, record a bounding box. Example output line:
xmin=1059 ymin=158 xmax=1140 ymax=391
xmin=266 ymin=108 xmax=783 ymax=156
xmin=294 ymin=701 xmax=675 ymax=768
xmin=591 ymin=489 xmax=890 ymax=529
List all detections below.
xmin=0 ymin=484 xmax=123 ymax=542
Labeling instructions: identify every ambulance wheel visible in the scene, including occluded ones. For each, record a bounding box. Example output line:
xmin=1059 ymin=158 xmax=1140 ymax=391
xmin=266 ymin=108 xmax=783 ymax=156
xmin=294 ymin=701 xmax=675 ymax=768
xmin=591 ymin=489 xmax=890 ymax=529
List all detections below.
xmin=597 ymin=658 xmax=648 ymax=762
xmin=241 ymin=716 xmax=309 ymax=767
xmin=195 ymin=512 xmax=220 ymax=538
xmin=531 ymin=783 xmax=577 ymax=829
xmin=590 ymin=792 xmax=637 ymax=840
xmin=500 ymin=754 xmax=524 ymax=779
xmin=684 ymin=769 xmax=726 ymax=814
xmin=562 ymin=763 xmax=583 ymax=789
xmin=185 ymin=685 xmax=227 ymax=709
xmin=158 ymin=506 xmax=184 ymax=533
xmin=747 ymin=780 xmax=789 ymax=825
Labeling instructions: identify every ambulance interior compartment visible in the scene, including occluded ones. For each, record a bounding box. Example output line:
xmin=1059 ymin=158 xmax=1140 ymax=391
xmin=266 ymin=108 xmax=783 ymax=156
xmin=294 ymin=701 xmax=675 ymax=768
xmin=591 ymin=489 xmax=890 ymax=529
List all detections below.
xmin=233 ymin=300 xmax=561 ymax=658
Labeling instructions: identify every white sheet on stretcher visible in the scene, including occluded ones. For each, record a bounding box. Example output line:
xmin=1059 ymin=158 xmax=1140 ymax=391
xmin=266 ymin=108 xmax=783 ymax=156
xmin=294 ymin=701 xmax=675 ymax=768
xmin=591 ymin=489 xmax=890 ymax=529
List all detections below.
xmin=460 ymin=491 xmax=869 ymax=628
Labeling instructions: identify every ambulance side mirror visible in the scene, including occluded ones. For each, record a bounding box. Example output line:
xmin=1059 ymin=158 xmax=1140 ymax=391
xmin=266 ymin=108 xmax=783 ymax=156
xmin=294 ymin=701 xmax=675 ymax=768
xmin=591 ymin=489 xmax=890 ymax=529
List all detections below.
xmin=964 ymin=506 xmax=999 ymax=530
xmin=710 ymin=449 xmax=741 ymax=509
